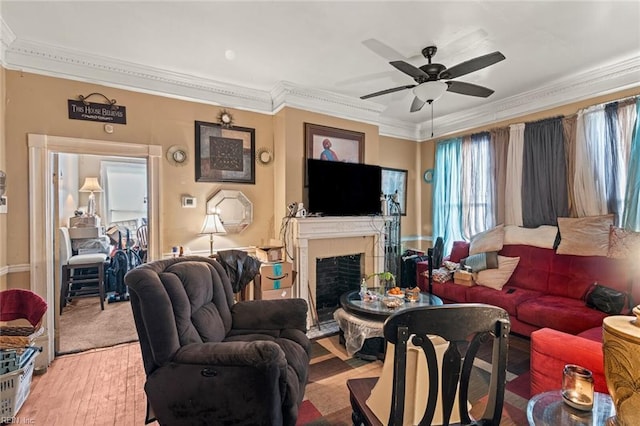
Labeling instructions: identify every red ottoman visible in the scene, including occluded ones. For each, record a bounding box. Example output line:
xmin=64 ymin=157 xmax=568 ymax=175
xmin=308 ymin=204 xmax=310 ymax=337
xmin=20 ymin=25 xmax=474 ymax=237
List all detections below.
xmin=530 ymin=327 xmax=607 ymax=396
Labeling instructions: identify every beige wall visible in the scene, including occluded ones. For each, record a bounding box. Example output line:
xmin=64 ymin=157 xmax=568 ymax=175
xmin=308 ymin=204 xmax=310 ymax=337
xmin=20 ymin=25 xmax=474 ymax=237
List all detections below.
xmin=0 ymin=66 xmax=6 ymax=290
xmin=3 ymin=68 xmax=638 ymax=290
xmin=4 ymin=71 xmax=278 ymax=285
xmin=378 ymin=134 xmax=424 ymax=250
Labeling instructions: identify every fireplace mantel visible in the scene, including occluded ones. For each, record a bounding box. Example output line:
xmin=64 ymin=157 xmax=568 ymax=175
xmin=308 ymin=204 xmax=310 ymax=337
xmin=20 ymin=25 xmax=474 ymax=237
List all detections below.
xmin=285 ymin=216 xmax=386 ymax=327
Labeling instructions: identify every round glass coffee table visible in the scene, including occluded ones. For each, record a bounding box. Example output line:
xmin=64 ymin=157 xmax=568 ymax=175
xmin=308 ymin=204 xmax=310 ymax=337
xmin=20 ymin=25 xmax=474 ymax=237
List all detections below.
xmin=340 ymin=289 xmax=443 ymax=320
xmin=334 ymin=290 xmax=443 ymax=359
xmin=527 ymin=390 xmax=615 ymax=425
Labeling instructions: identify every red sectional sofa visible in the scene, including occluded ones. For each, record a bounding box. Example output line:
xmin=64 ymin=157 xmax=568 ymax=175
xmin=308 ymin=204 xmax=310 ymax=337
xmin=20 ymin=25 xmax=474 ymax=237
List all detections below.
xmin=417 ymin=241 xmax=639 ymax=337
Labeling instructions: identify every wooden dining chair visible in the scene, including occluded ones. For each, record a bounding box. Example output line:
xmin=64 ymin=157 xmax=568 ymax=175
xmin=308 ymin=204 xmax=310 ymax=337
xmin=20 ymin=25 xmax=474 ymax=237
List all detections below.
xmin=347 ymin=303 xmax=510 ymax=426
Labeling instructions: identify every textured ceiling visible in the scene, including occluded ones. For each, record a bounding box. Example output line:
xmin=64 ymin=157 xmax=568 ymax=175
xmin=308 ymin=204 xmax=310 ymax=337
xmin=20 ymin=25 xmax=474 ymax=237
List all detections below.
xmin=1 ymin=1 xmax=639 ymax=139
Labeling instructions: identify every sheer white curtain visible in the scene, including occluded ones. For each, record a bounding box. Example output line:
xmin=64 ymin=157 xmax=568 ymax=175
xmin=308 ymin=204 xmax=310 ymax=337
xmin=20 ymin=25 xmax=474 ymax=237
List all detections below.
xmin=615 ymin=102 xmax=637 ymax=224
xmin=574 ymin=105 xmax=608 ymax=216
xmin=505 ymin=123 xmax=524 ymax=225
xmin=461 ymin=133 xmax=495 ymax=239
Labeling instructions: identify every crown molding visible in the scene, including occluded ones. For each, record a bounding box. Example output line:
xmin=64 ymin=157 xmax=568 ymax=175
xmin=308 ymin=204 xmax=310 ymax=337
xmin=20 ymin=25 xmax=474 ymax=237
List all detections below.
xmin=2 ymin=36 xmax=638 ymax=142
xmin=4 ymin=39 xmax=274 ymax=113
xmin=420 ymin=54 xmax=640 ymax=140
xmin=0 ymin=16 xmax=16 ymax=65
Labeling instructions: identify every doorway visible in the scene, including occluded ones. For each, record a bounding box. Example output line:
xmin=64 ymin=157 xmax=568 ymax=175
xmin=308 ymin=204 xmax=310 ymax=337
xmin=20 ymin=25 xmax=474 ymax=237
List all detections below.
xmin=28 ymin=134 xmax=162 ymax=366
xmin=56 ymin=153 xmax=148 ymax=354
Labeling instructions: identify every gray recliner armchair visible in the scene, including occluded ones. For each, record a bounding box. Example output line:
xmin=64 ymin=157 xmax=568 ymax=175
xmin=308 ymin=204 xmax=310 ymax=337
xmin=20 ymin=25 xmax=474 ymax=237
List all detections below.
xmin=125 ymin=256 xmax=311 ymax=426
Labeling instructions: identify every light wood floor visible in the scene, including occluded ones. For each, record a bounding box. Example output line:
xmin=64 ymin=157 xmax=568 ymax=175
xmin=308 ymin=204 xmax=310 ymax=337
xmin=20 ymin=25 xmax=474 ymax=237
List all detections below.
xmin=16 ymin=342 xmax=153 ymax=426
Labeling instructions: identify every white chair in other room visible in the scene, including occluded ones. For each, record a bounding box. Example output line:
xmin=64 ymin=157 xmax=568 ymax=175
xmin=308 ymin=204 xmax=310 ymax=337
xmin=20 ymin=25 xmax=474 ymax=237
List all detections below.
xmin=59 ymin=227 xmax=108 ymax=314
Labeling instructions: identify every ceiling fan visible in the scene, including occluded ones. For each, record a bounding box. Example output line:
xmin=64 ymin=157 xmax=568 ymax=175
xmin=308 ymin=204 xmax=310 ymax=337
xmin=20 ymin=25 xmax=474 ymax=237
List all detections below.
xmin=360 ymin=45 xmax=505 ymax=112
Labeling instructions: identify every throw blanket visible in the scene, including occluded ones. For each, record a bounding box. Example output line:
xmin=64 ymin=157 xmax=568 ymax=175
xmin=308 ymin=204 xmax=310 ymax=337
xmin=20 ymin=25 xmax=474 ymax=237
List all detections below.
xmin=0 ymin=289 xmax=48 ymax=327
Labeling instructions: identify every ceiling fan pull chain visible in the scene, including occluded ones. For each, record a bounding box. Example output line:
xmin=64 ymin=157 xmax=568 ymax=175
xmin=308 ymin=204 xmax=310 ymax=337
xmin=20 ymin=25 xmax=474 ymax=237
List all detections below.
xmin=431 ymin=102 xmax=434 ymax=138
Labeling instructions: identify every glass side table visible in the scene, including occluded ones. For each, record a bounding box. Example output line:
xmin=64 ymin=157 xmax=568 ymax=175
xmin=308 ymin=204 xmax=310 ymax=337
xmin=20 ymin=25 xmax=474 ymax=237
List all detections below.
xmin=527 ymin=390 xmax=615 ymax=426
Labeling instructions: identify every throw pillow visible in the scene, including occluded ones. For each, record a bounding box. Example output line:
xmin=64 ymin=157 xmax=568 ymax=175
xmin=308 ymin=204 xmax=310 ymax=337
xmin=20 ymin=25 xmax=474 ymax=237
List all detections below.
xmin=460 ymin=251 xmax=499 ymax=272
xmin=432 ymin=267 xmax=453 ymax=283
xmin=449 ymin=241 xmax=470 ymax=263
xmin=473 ymin=255 xmax=520 ymax=291
xmin=608 ymin=225 xmax=640 ymax=259
xmin=469 ymin=224 xmax=505 ymax=255
xmin=556 ymin=215 xmax=614 ymax=257
xmin=503 ymin=225 xmax=559 ymax=249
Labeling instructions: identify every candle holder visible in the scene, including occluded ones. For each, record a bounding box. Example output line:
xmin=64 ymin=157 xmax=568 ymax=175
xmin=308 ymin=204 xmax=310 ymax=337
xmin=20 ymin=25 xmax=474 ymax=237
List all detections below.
xmin=562 ymin=364 xmax=594 ymax=411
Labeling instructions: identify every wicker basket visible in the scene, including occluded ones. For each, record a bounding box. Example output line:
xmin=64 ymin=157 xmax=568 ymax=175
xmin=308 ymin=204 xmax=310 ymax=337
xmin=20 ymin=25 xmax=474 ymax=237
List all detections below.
xmin=0 ymin=326 xmax=44 ymax=352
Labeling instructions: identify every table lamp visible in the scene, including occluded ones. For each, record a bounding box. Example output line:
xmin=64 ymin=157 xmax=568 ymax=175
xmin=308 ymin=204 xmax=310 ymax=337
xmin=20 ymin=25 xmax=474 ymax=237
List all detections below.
xmin=200 ymin=212 xmax=227 ymax=257
xmin=79 ymin=177 xmax=103 ymax=217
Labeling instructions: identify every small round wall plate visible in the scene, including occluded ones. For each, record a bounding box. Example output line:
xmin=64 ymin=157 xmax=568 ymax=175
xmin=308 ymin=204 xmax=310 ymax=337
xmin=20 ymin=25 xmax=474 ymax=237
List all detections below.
xmin=166 ymin=145 xmax=188 ymax=166
xmin=423 ymin=168 xmax=434 ymax=183
xmin=256 ymin=147 xmax=273 ymax=165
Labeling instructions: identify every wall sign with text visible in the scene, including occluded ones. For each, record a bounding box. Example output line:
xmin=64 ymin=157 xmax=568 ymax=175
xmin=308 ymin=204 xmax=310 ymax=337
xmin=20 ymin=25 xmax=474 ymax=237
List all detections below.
xmin=67 ymin=100 xmax=127 ymax=124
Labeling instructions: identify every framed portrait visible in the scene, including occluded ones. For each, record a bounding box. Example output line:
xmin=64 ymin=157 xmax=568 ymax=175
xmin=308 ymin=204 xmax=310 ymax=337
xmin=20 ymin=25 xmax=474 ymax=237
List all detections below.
xmin=381 ymin=167 xmax=408 ymax=216
xmin=304 ymin=123 xmax=364 ymax=185
xmin=195 ymin=121 xmax=255 ymax=184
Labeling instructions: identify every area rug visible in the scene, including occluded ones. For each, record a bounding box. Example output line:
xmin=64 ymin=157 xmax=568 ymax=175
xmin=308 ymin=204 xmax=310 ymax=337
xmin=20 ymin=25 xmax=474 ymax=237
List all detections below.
xmin=58 ymin=297 xmax=138 ymax=354
xmin=297 ymin=333 xmax=531 ymax=425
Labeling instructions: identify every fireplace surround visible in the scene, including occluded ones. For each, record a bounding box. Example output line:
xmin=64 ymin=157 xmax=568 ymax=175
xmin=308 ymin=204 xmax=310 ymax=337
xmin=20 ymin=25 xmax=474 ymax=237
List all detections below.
xmin=285 ymin=216 xmax=386 ymax=328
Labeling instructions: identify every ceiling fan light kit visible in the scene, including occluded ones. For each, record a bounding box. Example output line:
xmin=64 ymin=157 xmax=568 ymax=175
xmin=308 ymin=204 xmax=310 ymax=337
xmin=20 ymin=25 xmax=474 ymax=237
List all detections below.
xmin=413 ymin=81 xmax=448 ymax=103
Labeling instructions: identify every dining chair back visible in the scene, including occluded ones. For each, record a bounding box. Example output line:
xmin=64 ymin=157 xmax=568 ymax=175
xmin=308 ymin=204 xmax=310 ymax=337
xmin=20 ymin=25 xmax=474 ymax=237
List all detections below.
xmin=347 ymin=303 xmax=510 ymax=426
xmin=58 ymin=227 xmax=108 ymax=314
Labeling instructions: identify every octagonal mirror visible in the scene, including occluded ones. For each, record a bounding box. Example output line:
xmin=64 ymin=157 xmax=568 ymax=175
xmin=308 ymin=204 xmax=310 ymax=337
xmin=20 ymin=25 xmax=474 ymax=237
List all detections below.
xmin=206 ymin=189 xmax=253 ymax=234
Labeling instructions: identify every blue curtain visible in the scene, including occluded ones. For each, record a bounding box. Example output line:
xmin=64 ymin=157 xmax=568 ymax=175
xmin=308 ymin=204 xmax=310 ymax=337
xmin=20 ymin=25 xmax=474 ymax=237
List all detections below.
xmin=622 ymin=98 xmax=640 ymax=231
xmin=433 ymin=137 xmax=464 ymax=255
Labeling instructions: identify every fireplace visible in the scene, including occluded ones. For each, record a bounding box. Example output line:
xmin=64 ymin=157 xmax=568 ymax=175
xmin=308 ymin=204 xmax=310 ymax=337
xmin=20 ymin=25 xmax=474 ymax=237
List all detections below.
xmin=285 ymin=216 xmax=386 ymax=328
xmin=315 ymin=254 xmax=363 ymax=322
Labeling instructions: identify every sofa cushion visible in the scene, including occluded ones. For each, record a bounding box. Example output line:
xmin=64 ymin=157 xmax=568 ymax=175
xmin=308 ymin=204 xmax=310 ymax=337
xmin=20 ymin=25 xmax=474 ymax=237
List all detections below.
xmin=473 ymin=255 xmax=519 ymax=290
xmin=546 ymin=252 xmax=630 ymax=302
xmin=504 ymin=225 xmax=558 ymax=249
xmin=465 ymin=285 xmax=540 ymax=317
xmin=518 ymin=295 xmax=608 ymax=335
xmin=460 ymin=251 xmax=498 ymax=272
xmin=449 ymin=241 xmax=470 ymax=263
xmin=577 ymin=326 xmax=602 ymax=342
xmin=556 ymin=214 xmax=614 ymax=257
xmin=499 ymin=245 xmax=553 ymax=293
xmin=608 ymin=225 xmax=640 ymax=259
xmin=469 ymin=224 xmax=504 ymax=255
xmin=430 ymin=281 xmax=468 ymax=303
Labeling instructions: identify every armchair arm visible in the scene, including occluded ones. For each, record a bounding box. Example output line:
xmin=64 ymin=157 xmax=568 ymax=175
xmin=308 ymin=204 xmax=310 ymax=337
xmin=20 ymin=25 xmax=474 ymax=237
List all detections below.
xmin=173 ymin=340 xmax=287 ymax=368
xmin=231 ymin=298 xmax=308 ymax=332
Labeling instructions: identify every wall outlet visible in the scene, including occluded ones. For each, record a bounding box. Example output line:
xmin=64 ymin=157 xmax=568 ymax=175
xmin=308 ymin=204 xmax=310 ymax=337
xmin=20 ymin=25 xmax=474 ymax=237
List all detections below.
xmin=181 ymin=196 xmax=196 ymax=208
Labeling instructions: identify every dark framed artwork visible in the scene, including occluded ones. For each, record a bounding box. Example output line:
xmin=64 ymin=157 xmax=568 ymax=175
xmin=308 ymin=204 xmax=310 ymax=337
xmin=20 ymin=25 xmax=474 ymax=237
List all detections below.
xmin=195 ymin=121 xmax=255 ymax=184
xmin=381 ymin=167 xmax=408 ymax=216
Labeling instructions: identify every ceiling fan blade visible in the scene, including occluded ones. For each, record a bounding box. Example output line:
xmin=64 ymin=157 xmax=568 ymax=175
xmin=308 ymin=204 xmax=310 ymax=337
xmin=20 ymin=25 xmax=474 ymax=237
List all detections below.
xmin=446 ymin=81 xmax=495 ymax=98
xmin=361 ymin=84 xmax=416 ymax=100
xmin=410 ymin=97 xmax=427 ymax=113
xmin=442 ymin=51 xmax=506 ymax=80
xmin=362 ymin=38 xmax=407 ymax=62
xmin=390 ymin=60 xmax=429 ymax=79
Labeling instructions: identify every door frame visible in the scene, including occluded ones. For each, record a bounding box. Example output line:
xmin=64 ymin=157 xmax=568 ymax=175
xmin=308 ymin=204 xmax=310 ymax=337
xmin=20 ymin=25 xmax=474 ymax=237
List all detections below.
xmin=28 ymin=134 xmax=162 ymax=366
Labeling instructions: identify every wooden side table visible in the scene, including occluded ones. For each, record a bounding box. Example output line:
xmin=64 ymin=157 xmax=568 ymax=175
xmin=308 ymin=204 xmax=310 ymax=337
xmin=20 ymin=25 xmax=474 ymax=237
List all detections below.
xmin=527 ymin=390 xmax=615 ymax=425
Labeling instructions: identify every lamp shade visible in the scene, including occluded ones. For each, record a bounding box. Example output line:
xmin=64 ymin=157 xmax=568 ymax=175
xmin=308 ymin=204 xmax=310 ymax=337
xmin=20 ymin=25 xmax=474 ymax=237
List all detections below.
xmin=200 ymin=213 xmax=227 ymax=235
xmin=79 ymin=177 xmax=103 ymax=193
xmin=412 ymin=81 xmax=448 ymax=102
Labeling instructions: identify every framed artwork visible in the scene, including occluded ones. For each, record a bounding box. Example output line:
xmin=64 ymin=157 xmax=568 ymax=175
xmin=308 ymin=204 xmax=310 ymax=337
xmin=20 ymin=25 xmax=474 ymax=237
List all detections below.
xmin=381 ymin=167 xmax=408 ymax=216
xmin=304 ymin=123 xmax=364 ymax=185
xmin=195 ymin=121 xmax=255 ymax=184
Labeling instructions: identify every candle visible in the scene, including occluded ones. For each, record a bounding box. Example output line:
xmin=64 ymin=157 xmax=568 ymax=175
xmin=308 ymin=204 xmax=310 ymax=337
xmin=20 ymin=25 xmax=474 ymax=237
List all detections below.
xmin=561 ymin=364 xmax=594 ymax=411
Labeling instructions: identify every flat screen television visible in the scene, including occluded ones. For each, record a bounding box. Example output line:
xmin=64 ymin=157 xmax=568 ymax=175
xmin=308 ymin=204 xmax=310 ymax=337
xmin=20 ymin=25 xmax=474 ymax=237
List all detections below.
xmin=307 ymin=159 xmax=382 ymax=216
